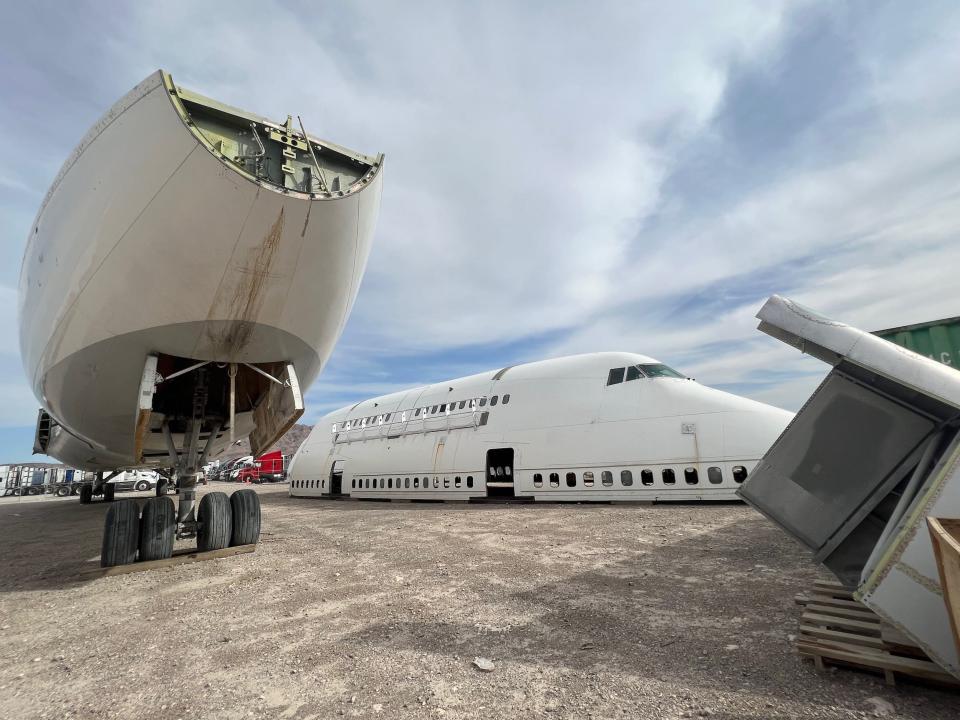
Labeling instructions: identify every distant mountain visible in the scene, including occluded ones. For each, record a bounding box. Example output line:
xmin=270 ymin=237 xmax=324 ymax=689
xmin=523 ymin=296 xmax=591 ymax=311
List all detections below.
xmin=217 ymin=423 xmax=313 ymax=462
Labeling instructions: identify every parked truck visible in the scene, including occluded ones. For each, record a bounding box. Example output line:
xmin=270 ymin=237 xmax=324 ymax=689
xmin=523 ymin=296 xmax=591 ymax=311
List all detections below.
xmin=235 ymin=450 xmax=286 ymax=484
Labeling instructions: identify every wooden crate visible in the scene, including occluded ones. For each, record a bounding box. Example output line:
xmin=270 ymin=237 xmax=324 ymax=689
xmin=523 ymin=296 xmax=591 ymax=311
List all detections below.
xmin=794 ymin=579 xmax=960 ymax=689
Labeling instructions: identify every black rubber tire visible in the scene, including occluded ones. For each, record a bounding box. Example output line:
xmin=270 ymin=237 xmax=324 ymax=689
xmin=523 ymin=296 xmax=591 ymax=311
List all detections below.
xmin=155 ymin=479 xmax=167 ymax=497
xmin=79 ymin=484 xmax=93 ymax=503
xmin=102 ymin=483 xmax=116 ymax=502
xmin=101 ymin=499 xmax=140 ymax=567
xmin=197 ymin=492 xmax=232 ymax=552
xmin=134 ymin=480 xmax=150 ymax=492
xmin=55 ymin=485 xmax=70 ymax=497
xmin=28 ymin=487 xmax=40 ymax=496
xmin=138 ymin=496 xmax=175 ymax=561
xmin=230 ymin=489 xmax=261 ymax=546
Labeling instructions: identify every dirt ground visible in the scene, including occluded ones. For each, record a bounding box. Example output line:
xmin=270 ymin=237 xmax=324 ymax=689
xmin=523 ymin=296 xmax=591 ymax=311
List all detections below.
xmin=0 ymin=486 xmax=956 ymax=720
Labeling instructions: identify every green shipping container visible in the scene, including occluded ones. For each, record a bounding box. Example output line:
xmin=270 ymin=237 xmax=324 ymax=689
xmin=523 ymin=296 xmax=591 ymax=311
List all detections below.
xmin=874 ymin=316 xmax=960 ymax=369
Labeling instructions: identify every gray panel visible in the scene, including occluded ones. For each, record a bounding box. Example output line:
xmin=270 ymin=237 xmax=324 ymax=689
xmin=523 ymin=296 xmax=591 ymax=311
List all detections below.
xmin=739 ymin=371 xmax=934 ymax=551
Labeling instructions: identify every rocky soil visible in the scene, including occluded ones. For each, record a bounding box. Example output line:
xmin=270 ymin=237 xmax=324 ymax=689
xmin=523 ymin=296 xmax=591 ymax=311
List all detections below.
xmin=0 ymin=487 xmax=956 ymax=719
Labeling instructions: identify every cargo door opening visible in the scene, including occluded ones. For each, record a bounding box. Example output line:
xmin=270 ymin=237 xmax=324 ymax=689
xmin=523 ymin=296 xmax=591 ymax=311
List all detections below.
xmin=486 ymin=448 xmax=515 ymax=498
xmin=330 ymin=460 xmax=344 ymax=497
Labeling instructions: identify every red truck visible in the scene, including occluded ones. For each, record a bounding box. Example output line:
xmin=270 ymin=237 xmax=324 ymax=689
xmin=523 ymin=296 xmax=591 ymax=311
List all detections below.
xmin=236 ymin=450 xmax=286 ymax=484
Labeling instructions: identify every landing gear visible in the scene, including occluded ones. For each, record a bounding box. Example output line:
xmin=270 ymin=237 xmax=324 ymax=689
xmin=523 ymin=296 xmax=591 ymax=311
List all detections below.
xmin=102 ymin=483 xmax=115 ymax=502
xmin=101 ymin=500 xmax=140 ymax=567
xmin=79 ymin=484 xmax=93 ymax=504
xmin=230 ymin=489 xmax=261 ymax=546
xmin=139 ymin=496 xmax=176 ymax=561
xmin=197 ymin=492 xmax=232 ymax=551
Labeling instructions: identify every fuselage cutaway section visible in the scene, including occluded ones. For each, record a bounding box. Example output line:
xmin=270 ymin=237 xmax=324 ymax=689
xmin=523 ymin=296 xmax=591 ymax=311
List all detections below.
xmin=288 ymin=352 xmax=793 ymax=503
xmin=19 ymin=69 xmax=384 ymax=472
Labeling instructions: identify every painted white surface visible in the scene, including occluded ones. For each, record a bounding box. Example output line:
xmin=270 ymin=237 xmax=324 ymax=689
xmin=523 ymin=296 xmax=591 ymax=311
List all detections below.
xmin=18 ymin=70 xmax=383 ymax=469
xmin=288 ymin=352 xmax=793 ymax=501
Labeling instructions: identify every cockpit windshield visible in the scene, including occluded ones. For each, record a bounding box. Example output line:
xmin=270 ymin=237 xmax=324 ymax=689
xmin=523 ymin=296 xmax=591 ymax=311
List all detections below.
xmin=637 ymin=363 xmax=685 ymax=379
xmin=606 ymin=363 xmax=686 ymax=385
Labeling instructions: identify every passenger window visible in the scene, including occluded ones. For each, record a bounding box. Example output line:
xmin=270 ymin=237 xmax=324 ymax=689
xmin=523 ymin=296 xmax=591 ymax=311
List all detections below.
xmin=455 ymin=476 xmax=461 ymax=488
xmin=607 ymin=367 xmax=625 ymax=386
xmin=550 ymin=473 xmax=559 ymax=488
xmin=662 ymin=469 xmax=676 ymax=485
xmin=641 ymin=470 xmax=653 ymax=486
xmin=621 ymin=470 xmax=634 ymax=486
xmin=491 ymin=395 xmax=499 ymax=406
xmin=431 ymin=405 xmax=437 ymax=413
xmin=415 ymin=409 xmax=421 ymax=416
xmin=459 ymin=401 xmax=466 ymax=409
xmin=601 ymin=470 xmax=613 ymax=487
xmin=583 ymin=471 xmax=594 ymax=487
xmin=467 ymin=476 xmax=474 ymax=488
xmin=533 ymin=473 xmax=543 ymax=487
xmin=414 ymin=477 xmax=419 ymax=488
xmin=684 ymin=468 xmax=699 ymax=485
xmin=503 ymin=394 xmax=510 ymax=404
xmin=433 ymin=477 xmax=439 ymax=488
xmin=405 ymin=477 xmax=410 ymax=488
xmin=626 ymin=366 xmax=641 ymax=381
xmin=439 ymin=404 xmax=446 ymax=412
xmin=443 ymin=478 xmax=450 ymax=488
xmin=566 ymin=472 xmax=576 ymax=487
xmin=708 ymin=467 xmax=723 ymax=484
xmin=479 ymin=397 xmax=487 ymax=407
xmin=733 ymin=466 xmax=748 ymax=483
xmin=365 ymin=478 xmax=370 ymax=488
xmin=388 ymin=478 xmax=393 ymax=489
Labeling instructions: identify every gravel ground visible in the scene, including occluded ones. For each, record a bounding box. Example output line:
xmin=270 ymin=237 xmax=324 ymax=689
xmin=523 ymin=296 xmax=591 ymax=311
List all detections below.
xmin=0 ymin=485 xmax=957 ymax=719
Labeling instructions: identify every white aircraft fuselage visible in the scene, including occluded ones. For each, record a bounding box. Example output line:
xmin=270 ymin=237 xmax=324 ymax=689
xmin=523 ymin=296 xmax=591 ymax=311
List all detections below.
xmin=289 ymin=352 xmax=793 ymax=501
xmin=19 ymin=70 xmax=383 ymax=472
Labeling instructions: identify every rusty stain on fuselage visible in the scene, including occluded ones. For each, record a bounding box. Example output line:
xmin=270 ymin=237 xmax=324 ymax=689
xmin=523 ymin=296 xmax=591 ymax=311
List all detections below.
xmin=206 ymin=207 xmax=286 ymax=354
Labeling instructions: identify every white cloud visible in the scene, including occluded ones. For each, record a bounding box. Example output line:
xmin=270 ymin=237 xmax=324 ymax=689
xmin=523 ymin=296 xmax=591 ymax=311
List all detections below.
xmin=4 ymin=0 xmax=960 ymax=435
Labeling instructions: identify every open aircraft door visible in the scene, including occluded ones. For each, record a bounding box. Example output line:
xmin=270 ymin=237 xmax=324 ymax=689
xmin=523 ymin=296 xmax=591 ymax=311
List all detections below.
xmin=738 ymin=295 xmax=960 ymax=678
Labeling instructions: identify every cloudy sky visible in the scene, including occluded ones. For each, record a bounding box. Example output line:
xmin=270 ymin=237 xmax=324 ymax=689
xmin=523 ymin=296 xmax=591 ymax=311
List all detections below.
xmin=2 ymin=1 xmax=960 ymax=463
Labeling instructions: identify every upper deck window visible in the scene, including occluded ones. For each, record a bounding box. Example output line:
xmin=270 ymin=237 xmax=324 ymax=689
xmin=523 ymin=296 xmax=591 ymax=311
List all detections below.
xmin=638 ymin=363 xmax=684 ymax=379
xmin=607 ymin=368 xmax=625 ymax=386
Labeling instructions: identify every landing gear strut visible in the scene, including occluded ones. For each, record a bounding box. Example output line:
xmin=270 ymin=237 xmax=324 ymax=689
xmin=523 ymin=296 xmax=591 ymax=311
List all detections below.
xmin=99 ymin=367 xmax=261 ymax=567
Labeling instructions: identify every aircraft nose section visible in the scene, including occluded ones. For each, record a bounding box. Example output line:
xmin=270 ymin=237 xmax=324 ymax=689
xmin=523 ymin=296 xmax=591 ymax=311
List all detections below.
xmin=724 ymin=404 xmax=793 ymax=461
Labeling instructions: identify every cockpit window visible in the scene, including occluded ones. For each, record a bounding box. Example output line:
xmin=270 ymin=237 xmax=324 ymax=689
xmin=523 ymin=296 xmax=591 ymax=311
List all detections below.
xmin=638 ymin=363 xmax=684 ymax=378
xmin=625 ymin=366 xmax=642 ymax=381
xmin=607 ymin=368 xmax=625 ymax=386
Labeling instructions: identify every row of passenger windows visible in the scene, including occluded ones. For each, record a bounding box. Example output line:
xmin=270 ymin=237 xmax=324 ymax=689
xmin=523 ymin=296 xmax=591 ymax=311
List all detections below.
xmin=606 ymin=363 xmax=685 ymax=386
xmin=332 ymin=394 xmax=511 ymax=433
xmin=292 ymin=478 xmax=323 ymax=489
xmin=352 ymin=476 xmax=475 ymax=490
xmin=532 ymin=466 xmax=748 ymax=488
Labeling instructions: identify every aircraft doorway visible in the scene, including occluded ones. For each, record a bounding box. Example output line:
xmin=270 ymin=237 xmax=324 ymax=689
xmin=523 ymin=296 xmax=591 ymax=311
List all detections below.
xmin=486 ymin=448 xmax=515 ymax=498
xmin=330 ymin=460 xmax=344 ymax=496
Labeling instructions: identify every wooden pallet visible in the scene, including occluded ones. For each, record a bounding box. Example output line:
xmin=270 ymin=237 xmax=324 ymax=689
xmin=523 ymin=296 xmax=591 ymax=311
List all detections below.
xmin=81 ymin=544 xmax=256 ymax=579
xmin=794 ymin=579 xmax=960 ymax=689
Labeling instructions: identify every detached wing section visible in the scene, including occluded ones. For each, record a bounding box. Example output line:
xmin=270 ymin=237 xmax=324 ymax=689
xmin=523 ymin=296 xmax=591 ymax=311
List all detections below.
xmin=738 ymin=294 xmax=960 ymax=678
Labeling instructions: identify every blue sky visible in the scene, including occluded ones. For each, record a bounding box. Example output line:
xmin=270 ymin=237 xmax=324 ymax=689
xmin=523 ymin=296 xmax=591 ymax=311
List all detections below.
xmin=2 ymin=1 xmax=960 ymax=463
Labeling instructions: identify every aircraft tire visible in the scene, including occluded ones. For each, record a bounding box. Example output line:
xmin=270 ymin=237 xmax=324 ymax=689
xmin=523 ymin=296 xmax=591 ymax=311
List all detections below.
xmin=103 ymin=483 xmax=116 ymax=502
xmin=101 ymin=499 xmax=140 ymax=567
xmin=79 ymin=485 xmax=93 ymax=504
xmin=197 ymin=492 xmax=232 ymax=552
xmin=230 ymin=489 xmax=261 ymax=546
xmin=139 ymin=496 xmax=175 ymax=561
xmin=156 ymin=479 xmax=167 ymax=497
